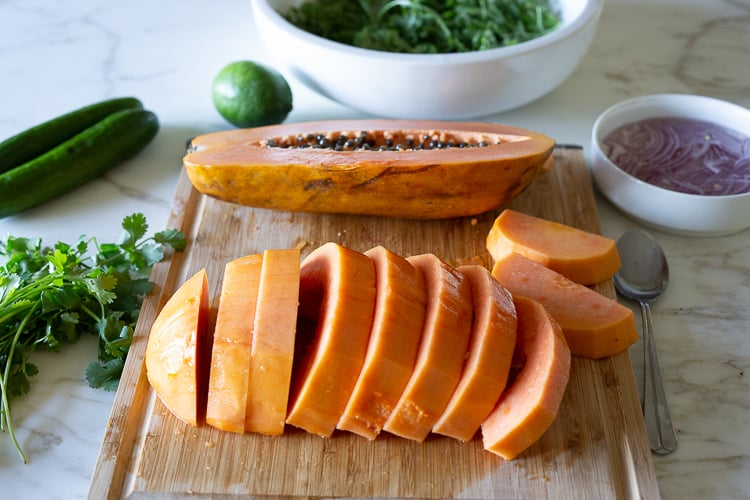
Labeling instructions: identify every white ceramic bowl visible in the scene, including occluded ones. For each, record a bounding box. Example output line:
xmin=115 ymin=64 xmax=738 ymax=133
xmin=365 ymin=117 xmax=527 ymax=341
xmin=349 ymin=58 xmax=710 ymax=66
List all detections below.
xmin=251 ymin=0 xmax=603 ymax=120
xmin=591 ymin=94 xmax=750 ymax=237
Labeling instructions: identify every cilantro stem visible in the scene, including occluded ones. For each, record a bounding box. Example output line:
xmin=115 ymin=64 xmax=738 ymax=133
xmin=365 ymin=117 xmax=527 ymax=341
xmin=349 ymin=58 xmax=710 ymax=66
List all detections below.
xmin=1 ymin=303 xmax=37 ymax=464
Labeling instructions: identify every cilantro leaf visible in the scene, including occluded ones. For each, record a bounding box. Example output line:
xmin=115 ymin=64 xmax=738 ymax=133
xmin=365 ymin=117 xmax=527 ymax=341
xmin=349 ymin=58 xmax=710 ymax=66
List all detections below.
xmin=133 ymin=242 xmax=165 ymax=268
xmin=120 ymin=212 xmax=149 ymax=247
xmin=85 ymin=358 xmax=126 ymax=392
xmin=155 ymin=228 xmax=187 ymax=250
xmin=6 ymin=369 xmax=31 ymax=398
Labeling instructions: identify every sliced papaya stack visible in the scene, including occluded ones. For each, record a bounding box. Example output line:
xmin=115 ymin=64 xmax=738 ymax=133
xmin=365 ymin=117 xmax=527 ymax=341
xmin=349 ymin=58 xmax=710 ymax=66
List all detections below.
xmin=337 ymin=246 xmax=426 ymax=440
xmin=183 ymin=119 xmax=555 ymax=219
xmin=145 ymin=269 xmax=211 ymax=426
xmin=481 ymin=295 xmax=571 ymax=460
xmin=432 ymin=265 xmax=517 ymax=442
xmin=285 ymin=243 xmax=377 ymax=437
xmin=383 ymin=253 xmax=473 ymax=442
xmin=145 ymin=241 xmax=581 ymax=460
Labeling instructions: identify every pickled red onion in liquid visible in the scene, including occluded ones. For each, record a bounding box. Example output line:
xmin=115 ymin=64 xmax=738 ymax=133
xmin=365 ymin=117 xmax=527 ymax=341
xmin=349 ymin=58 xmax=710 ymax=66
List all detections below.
xmin=601 ymin=117 xmax=750 ymax=196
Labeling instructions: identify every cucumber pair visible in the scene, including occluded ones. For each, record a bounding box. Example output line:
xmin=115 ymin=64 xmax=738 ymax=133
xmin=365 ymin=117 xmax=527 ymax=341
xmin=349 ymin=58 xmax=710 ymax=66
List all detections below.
xmin=0 ymin=97 xmax=159 ymax=218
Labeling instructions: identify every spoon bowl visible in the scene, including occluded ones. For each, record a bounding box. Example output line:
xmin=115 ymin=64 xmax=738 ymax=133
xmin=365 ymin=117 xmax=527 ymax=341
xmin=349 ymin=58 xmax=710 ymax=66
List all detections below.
xmin=615 ymin=229 xmax=669 ymax=302
xmin=614 ymin=228 xmax=678 ymax=455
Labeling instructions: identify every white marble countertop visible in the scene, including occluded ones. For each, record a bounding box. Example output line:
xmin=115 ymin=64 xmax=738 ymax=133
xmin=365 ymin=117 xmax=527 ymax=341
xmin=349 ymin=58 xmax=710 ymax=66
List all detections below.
xmin=1 ymin=0 xmax=748 ymax=498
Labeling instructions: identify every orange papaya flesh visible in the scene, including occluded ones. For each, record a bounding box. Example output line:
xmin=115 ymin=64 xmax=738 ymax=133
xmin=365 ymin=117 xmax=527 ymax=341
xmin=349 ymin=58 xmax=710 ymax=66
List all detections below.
xmin=285 ymin=242 xmax=377 ymax=437
xmin=205 ymin=255 xmax=263 ymax=434
xmin=183 ymin=119 xmax=555 ymax=219
xmin=491 ymin=252 xmax=638 ymax=359
xmin=486 ymin=209 xmax=621 ymax=285
xmin=481 ymin=295 xmax=571 ymax=460
xmin=336 ymin=246 xmax=427 ymax=440
xmin=245 ymin=248 xmax=301 ymax=435
xmin=432 ymin=264 xmax=518 ymax=442
xmin=145 ymin=269 xmax=211 ymax=427
xmin=382 ymin=253 xmax=473 ymax=442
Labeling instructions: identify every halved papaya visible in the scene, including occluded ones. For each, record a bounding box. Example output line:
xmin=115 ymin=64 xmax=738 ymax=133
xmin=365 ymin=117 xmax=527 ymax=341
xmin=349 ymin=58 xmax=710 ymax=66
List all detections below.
xmin=145 ymin=269 xmax=211 ymax=426
xmin=183 ymin=119 xmax=555 ymax=219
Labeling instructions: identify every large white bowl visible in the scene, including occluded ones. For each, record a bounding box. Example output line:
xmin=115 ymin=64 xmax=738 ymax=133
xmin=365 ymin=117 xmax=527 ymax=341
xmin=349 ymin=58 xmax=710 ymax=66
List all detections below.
xmin=252 ymin=0 xmax=603 ymax=120
xmin=590 ymin=94 xmax=750 ymax=237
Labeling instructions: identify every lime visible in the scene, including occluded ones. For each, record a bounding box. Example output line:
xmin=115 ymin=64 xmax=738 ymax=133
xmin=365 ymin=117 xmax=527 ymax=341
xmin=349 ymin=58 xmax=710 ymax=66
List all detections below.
xmin=212 ymin=61 xmax=293 ymax=128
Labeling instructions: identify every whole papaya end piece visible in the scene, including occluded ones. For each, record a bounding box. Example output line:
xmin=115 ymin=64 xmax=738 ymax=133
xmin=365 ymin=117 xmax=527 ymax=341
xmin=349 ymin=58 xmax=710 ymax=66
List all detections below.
xmin=183 ymin=119 xmax=555 ymax=219
xmin=146 ymin=269 xmax=211 ymax=427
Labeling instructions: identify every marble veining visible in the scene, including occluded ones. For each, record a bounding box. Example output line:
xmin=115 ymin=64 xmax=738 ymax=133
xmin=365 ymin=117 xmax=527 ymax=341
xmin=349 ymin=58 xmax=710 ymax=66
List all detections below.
xmin=1 ymin=0 xmax=749 ymax=499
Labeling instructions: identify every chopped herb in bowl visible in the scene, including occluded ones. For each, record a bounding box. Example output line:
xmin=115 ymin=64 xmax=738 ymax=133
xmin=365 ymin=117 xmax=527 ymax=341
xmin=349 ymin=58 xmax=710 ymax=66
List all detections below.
xmin=284 ymin=0 xmax=561 ymax=54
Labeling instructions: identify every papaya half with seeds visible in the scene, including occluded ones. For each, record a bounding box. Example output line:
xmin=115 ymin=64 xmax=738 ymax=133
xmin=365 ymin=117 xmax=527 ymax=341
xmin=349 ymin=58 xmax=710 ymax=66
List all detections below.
xmin=182 ymin=119 xmax=555 ymax=219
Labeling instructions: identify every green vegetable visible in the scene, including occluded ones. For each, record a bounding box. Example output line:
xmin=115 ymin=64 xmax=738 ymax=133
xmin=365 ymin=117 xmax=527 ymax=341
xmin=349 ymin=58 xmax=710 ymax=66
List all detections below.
xmin=0 ymin=107 xmax=159 ymax=218
xmin=284 ymin=0 xmax=561 ymax=54
xmin=0 ymin=213 xmax=186 ymax=463
xmin=0 ymin=97 xmax=143 ymax=175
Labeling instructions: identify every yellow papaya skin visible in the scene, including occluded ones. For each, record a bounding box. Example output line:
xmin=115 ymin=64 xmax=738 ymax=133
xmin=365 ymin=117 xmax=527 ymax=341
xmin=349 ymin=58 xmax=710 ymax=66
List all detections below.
xmin=183 ymin=120 xmax=555 ymax=219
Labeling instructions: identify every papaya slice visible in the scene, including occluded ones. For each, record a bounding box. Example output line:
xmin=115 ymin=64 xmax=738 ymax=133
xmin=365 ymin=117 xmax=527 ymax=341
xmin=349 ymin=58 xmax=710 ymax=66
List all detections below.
xmin=245 ymin=249 xmax=301 ymax=435
xmin=205 ymin=255 xmax=263 ymax=433
xmin=383 ymin=253 xmax=473 ymax=442
xmin=486 ymin=209 xmax=621 ymax=285
xmin=491 ymin=252 xmax=638 ymax=359
xmin=337 ymin=246 xmax=426 ymax=440
xmin=145 ymin=269 xmax=211 ymax=426
xmin=481 ymin=295 xmax=571 ymax=460
xmin=183 ymin=119 xmax=555 ymax=219
xmin=285 ymin=243 xmax=376 ymax=437
xmin=432 ymin=265 xmax=517 ymax=442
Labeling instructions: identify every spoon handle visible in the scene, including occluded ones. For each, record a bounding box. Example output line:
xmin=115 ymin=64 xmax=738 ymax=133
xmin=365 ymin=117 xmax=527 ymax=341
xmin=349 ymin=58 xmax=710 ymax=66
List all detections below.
xmin=640 ymin=300 xmax=678 ymax=455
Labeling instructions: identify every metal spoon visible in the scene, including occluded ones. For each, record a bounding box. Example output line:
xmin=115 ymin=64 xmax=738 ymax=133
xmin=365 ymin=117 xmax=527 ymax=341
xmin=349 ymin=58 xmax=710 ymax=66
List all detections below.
xmin=613 ymin=228 xmax=678 ymax=455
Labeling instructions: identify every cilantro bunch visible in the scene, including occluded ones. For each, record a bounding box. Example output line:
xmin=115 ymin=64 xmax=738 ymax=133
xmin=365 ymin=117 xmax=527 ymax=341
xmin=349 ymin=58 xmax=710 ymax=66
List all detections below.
xmin=0 ymin=213 xmax=185 ymax=463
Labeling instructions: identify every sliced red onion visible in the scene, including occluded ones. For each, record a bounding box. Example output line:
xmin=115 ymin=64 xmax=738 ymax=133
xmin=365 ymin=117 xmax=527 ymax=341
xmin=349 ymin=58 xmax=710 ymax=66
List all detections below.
xmin=601 ymin=117 xmax=750 ymax=196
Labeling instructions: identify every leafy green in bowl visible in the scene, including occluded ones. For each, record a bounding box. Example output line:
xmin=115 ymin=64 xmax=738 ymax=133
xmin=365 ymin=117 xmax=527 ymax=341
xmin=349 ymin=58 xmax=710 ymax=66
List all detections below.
xmin=284 ymin=0 xmax=561 ymax=54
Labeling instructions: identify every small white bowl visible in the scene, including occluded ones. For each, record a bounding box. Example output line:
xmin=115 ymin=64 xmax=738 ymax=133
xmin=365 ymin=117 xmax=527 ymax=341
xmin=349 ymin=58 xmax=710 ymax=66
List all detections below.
xmin=590 ymin=94 xmax=750 ymax=237
xmin=251 ymin=0 xmax=603 ymax=120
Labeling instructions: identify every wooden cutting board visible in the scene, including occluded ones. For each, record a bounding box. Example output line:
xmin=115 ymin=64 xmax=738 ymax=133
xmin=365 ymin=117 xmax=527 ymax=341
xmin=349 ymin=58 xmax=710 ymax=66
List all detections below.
xmin=88 ymin=146 xmax=660 ymax=499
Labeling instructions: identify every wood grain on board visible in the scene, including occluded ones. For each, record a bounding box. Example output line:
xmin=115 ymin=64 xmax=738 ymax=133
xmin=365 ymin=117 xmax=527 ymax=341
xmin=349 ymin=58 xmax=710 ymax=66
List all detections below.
xmin=88 ymin=146 xmax=660 ymax=499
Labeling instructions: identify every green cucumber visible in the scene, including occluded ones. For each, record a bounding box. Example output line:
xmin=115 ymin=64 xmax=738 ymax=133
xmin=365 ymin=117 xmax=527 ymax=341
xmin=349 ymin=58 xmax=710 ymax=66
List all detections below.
xmin=0 ymin=108 xmax=159 ymax=218
xmin=0 ymin=96 xmax=143 ymax=175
